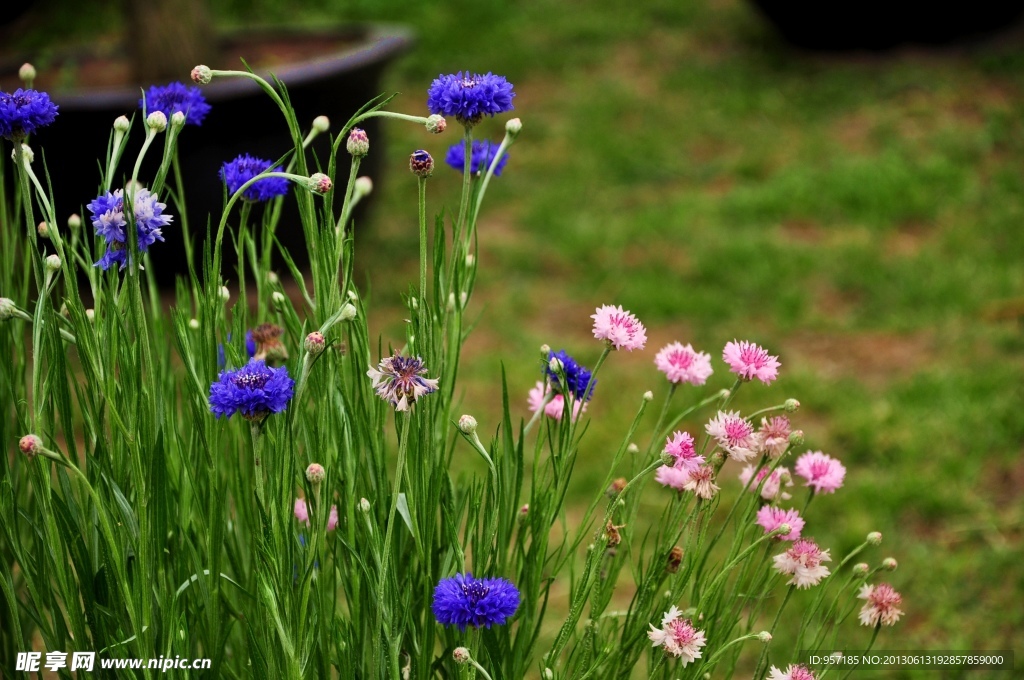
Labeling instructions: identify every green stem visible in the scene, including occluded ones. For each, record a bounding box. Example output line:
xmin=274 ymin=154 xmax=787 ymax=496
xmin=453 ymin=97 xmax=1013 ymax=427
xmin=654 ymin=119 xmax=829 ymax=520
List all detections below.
xmin=417 ymin=176 xmax=428 ymax=304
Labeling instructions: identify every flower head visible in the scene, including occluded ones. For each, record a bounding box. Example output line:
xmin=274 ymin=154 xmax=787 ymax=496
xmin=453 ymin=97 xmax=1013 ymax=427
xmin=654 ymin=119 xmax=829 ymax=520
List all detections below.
xmin=723 ymin=340 xmax=780 ymax=384
xmin=545 ymin=349 xmax=595 ymax=401
xmin=773 ymin=538 xmax=831 ymax=588
xmin=427 ymin=72 xmax=515 ymax=126
xmin=528 ymin=382 xmax=587 ymax=422
xmin=654 ymin=342 xmax=714 ymax=385
xmin=654 ymin=465 xmax=690 ymax=491
xmin=250 ymin=322 xmax=288 ymax=365
xmin=647 ymin=606 xmax=707 ymax=664
xmin=19 ymin=434 xmax=43 ymax=458
xmin=795 ymin=451 xmax=846 ymax=494
xmin=591 ymin=304 xmax=647 ymax=351
xmin=0 ymin=88 xmax=58 ymax=140
xmin=739 ymin=465 xmax=793 ymax=502
xmin=409 ymin=149 xmax=434 ymax=177
xmin=432 ymin=573 xmax=520 ymax=630
xmin=294 ymin=498 xmax=339 ymax=531
xmin=445 ymin=140 xmax=509 ymax=176
xmin=683 ymin=465 xmax=720 ymax=500
xmin=663 ymin=431 xmax=704 ymax=473
xmin=758 ymin=416 xmax=792 ymax=459
xmin=89 ymin=188 xmax=172 ymax=270
xmin=858 ymin=583 xmax=903 ymax=627
xmin=220 ymin=154 xmax=290 ymax=202
xmin=141 ymin=82 xmax=210 ymax=126
xmin=367 ymin=352 xmax=439 ymax=411
xmin=756 ymin=506 xmax=805 ymax=541
xmin=209 ymin=358 xmax=294 ymax=420
xmin=705 ymin=410 xmax=759 ymax=462
xmin=768 ymin=664 xmax=817 ymax=680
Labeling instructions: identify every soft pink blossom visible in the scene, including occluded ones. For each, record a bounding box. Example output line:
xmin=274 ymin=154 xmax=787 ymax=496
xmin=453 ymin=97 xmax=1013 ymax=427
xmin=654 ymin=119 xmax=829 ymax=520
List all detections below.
xmin=773 ymin=538 xmax=831 ymax=588
xmin=683 ymin=465 xmax=719 ymax=500
xmin=768 ymin=664 xmax=816 ymax=680
xmin=739 ymin=465 xmax=792 ymax=501
xmin=655 ymin=465 xmax=690 ymax=490
xmin=294 ymin=498 xmax=309 ymax=524
xmin=528 ymin=381 xmax=586 ymax=422
xmin=327 ymin=505 xmax=339 ymax=532
xmin=705 ymin=410 xmax=759 ymax=462
xmin=654 ymin=342 xmax=713 ymax=385
xmin=758 ymin=416 xmax=791 ymax=458
xmin=591 ymin=304 xmax=647 ymax=351
xmin=664 ymin=431 xmax=704 ymax=472
xmin=647 ymin=606 xmax=707 ymax=663
xmin=795 ymin=451 xmax=846 ymax=494
xmin=723 ymin=340 xmax=780 ymax=384
xmin=756 ymin=505 xmax=805 ymax=541
xmin=858 ymin=583 xmax=903 ymax=627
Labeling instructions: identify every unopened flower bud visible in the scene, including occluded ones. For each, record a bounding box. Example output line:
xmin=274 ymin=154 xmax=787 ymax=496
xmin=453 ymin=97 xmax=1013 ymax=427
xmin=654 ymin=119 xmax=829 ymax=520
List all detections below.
xmin=37 ymin=221 xmax=50 ymax=239
xmin=519 ymin=503 xmax=529 ymax=519
xmin=44 ymin=254 xmax=61 ymax=273
xmin=219 ymin=286 xmax=230 ymax=302
xmin=358 ymin=497 xmax=370 ymax=513
xmin=170 ymin=111 xmax=186 ymax=129
xmin=410 ymin=297 xmax=418 ymax=310
xmin=188 ymin=318 xmax=200 ymax=330
xmin=312 ymin=115 xmax=330 ymax=133
xmin=452 ymin=647 xmax=470 ymax=664
xmin=882 ymin=557 xmax=898 ymax=571
xmin=543 ymin=669 xmax=554 ymax=680
xmin=853 ymin=562 xmax=869 ymax=576
xmin=465 ymin=254 xmax=475 ymax=267
xmin=788 ymin=430 xmax=805 ymax=447
xmin=866 ymin=531 xmax=882 ymax=546
xmin=19 ymin=434 xmax=43 ymax=458
xmin=548 ymin=357 xmax=564 ymax=375
xmin=67 ymin=213 xmax=81 ymax=231
xmin=409 ymin=149 xmax=433 ymax=177
xmin=757 ymin=631 xmax=772 ymax=643
xmin=659 ymin=451 xmax=675 ymax=466
xmin=85 ymin=308 xmax=95 ymax=323
xmin=305 ymin=331 xmax=326 ymax=355
xmin=642 ymin=390 xmax=653 ymax=402
xmin=667 ymin=546 xmax=684 ymax=574
xmin=339 ymin=303 xmax=357 ymax=321
xmin=627 ymin=443 xmax=639 ymax=454
xmin=191 ymin=65 xmax=213 ymax=84
xmin=267 ymin=271 xmax=279 ymax=285
xmin=459 ymin=291 xmax=468 ymax=309
xmin=306 ymin=173 xmax=332 ymax=194
xmin=353 ymin=176 xmax=373 ymax=199
xmin=607 ymin=478 xmax=627 ymax=498
xmin=776 ymin=523 xmax=791 ymax=536
xmin=146 ymin=111 xmax=167 ymax=132
xmin=425 ymin=114 xmax=446 ymax=134
xmin=347 ymin=128 xmax=369 ymax=157
xmin=539 ymin=343 xmax=551 ymax=356
xmin=272 ymin=291 xmax=286 ymax=308
xmin=784 ymin=398 xmax=800 ymax=413
xmin=505 ymin=117 xmax=522 ymax=136
xmin=18 ymin=63 xmax=36 ymax=83
xmin=458 ymin=414 xmax=478 ymax=434
xmin=718 ymin=388 xmax=731 ymax=400
xmin=347 ymin=289 xmax=358 ymax=301
xmin=114 ymin=115 xmax=131 ymax=133
xmin=305 ymin=463 xmax=326 ymax=485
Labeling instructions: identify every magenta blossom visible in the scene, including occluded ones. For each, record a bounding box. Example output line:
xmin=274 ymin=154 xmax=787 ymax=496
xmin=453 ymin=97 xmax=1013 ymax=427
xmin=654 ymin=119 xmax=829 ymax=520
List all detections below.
xmin=705 ymin=410 xmax=759 ymax=462
xmin=723 ymin=340 xmax=780 ymax=384
xmin=794 ymin=451 xmax=846 ymax=494
xmin=663 ymin=431 xmax=703 ymax=472
xmin=654 ymin=342 xmax=713 ymax=385
xmin=756 ymin=505 xmax=804 ymax=541
xmin=591 ymin=304 xmax=647 ymax=351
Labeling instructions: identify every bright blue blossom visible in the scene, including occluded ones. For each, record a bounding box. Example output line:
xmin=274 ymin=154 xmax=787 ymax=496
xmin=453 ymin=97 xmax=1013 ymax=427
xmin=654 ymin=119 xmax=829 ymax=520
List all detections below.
xmin=220 ymin=154 xmax=290 ymax=202
xmin=140 ymin=82 xmax=210 ymax=126
xmin=208 ymin=358 xmax=294 ymax=420
xmin=0 ymin=88 xmax=58 ymax=140
xmin=426 ymin=71 xmax=515 ymax=125
xmin=431 ymin=573 xmax=520 ymax=631
xmin=444 ymin=140 xmax=509 ymax=176
xmin=546 ymin=349 xmax=595 ymax=401
xmin=88 ymin=188 xmax=172 ymax=270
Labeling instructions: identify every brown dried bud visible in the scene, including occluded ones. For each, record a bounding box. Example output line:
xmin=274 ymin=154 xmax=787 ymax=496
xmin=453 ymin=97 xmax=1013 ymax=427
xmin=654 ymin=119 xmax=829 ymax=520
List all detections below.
xmin=667 ymin=546 xmax=684 ymax=574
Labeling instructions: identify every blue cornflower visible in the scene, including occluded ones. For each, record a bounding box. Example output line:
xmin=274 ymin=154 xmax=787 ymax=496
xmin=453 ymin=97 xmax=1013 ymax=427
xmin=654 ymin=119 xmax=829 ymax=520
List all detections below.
xmin=0 ymin=88 xmax=58 ymax=140
xmin=426 ymin=71 xmax=515 ymax=126
xmin=220 ymin=154 xmax=290 ymax=202
xmin=367 ymin=352 xmax=439 ymax=412
xmin=140 ymin=82 xmax=211 ymax=126
xmin=546 ymin=349 xmax=595 ymax=401
xmin=88 ymin=188 xmax=172 ymax=270
xmin=431 ymin=573 xmax=520 ymax=631
xmin=208 ymin=358 xmax=294 ymax=420
xmin=444 ymin=140 xmax=509 ymax=176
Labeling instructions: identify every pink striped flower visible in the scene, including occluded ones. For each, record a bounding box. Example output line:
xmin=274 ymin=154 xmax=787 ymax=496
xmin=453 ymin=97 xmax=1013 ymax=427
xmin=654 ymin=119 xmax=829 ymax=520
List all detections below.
xmin=528 ymin=381 xmax=586 ymax=422
xmin=648 ymin=606 xmax=707 ymax=663
xmin=758 ymin=415 xmax=791 ymax=459
xmin=664 ymin=431 xmax=704 ymax=473
xmin=655 ymin=465 xmax=690 ymax=491
xmin=858 ymin=583 xmax=904 ymax=627
xmin=773 ymin=538 xmax=831 ymax=588
xmin=768 ymin=665 xmax=816 ymax=680
xmin=683 ymin=465 xmax=719 ymax=500
xmin=705 ymin=410 xmax=759 ymax=462
xmin=739 ymin=465 xmax=792 ymax=501
xmin=795 ymin=451 xmax=846 ymax=494
xmin=654 ymin=342 xmax=713 ymax=385
xmin=756 ymin=505 xmax=804 ymax=541
xmin=591 ymin=304 xmax=647 ymax=351
xmin=723 ymin=340 xmax=780 ymax=384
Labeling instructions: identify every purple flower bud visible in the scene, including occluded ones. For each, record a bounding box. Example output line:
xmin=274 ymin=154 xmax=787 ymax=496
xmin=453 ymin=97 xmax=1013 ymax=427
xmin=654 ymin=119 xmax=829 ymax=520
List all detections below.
xmin=347 ymin=128 xmax=369 ymax=157
xmin=409 ymin=150 xmax=434 ymax=178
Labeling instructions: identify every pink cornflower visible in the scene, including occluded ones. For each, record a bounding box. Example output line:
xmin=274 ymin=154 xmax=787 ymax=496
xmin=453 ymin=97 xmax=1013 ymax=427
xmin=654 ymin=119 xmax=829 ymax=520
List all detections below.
xmin=773 ymin=538 xmax=831 ymax=588
xmin=591 ymin=304 xmax=647 ymax=351
xmin=758 ymin=416 xmax=791 ymax=459
xmin=664 ymin=431 xmax=704 ymax=472
xmin=655 ymin=465 xmax=690 ymax=491
xmin=527 ymin=381 xmax=586 ymax=422
xmin=739 ymin=464 xmax=792 ymax=501
xmin=294 ymin=498 xmax=339 ymax=532
xmin=756 ymin=505 xmax=804 ymax=541
xmin=327 ymin=505 xmax=339 ymax=532
xmin=683 ymin=465 xmax=719 ymax=500
xmin=654 ymin=342 xmax=713 ymax=385
xmin=647 ymin=606 xmax=707 ymax=664
xmin=858 ymin=583 xmax=903 ymax=627
xmin=722 ymin=340 xmax=780 ymax=384
xmin=768 ymin=664 xmax=816 ymax=680
xmin=794 ymin=451 xmax=846 ymax=494
xmin=705 ymin=410 xmax=759 ymax=462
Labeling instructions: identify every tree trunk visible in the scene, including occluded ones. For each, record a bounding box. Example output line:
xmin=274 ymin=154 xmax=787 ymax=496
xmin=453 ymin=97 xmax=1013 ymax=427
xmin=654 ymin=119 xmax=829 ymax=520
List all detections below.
xmin=124 ymin=0 xmax=217 ymax=83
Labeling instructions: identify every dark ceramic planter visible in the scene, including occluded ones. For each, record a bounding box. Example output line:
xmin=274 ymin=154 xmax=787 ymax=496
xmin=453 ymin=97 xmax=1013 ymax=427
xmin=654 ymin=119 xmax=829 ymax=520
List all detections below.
xmin=9 ymin=24 xmax=412 ymax=286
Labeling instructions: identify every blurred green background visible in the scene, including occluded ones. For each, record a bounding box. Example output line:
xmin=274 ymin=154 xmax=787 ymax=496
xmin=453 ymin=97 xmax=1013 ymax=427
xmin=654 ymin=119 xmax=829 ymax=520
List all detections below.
xmin=8 ymin=0 xmax=1024 ymax=673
